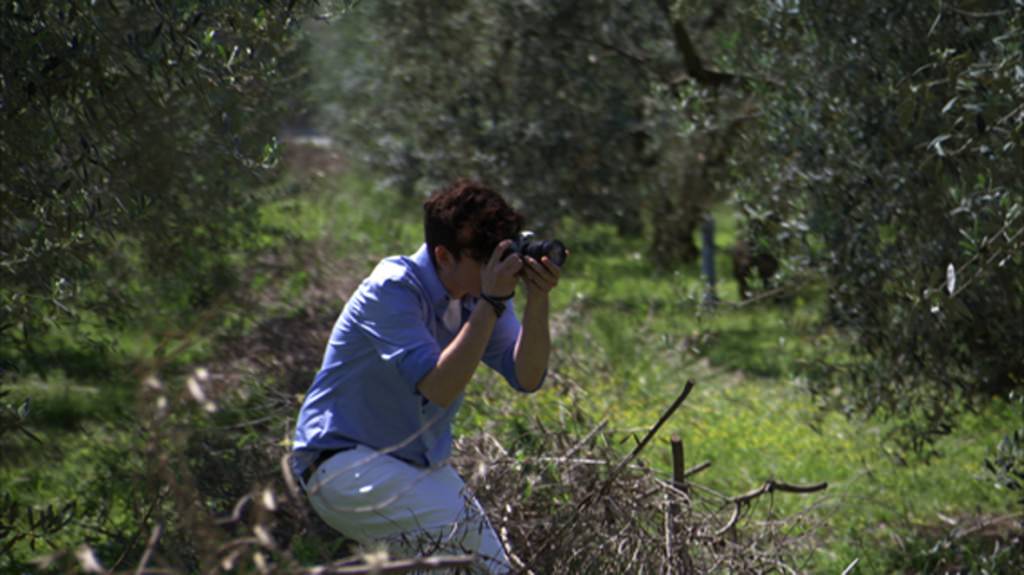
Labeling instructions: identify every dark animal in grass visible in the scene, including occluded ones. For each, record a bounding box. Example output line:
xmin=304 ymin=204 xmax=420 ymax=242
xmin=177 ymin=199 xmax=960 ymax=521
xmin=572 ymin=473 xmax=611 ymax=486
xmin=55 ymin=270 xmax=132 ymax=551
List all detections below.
xmin=731 ymin=240 xmax=779 ymax=301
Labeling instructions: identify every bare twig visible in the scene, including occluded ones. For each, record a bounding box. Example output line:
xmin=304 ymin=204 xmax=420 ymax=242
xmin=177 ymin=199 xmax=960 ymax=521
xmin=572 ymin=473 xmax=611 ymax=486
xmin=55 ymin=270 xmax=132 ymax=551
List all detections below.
xmin=562 ymin=418 xmax=609 ymax=461
xmin=949 ymin=6 xmax=1012 ymax=18
xmin=731 ymin=480 xmax=829 ymax=505
xmin=685 ymin=460 xmax=713 ymax=478
xmin=216 ymin=494 xmax=253 ymax=525
xmin=715 ymin=503 xmax=744 ymax=537
xmin=586 ymin=380 xmax=696 ymax=505
xmin=108 ymin=495 xmax=162 ymax=573
xmin=281 ymin=452 xmax=302 ymax=502
xmin=134 ymin=523 xmax=163 ymax=575
xmin=715 ymin=480 xmax=828 ymax=537
xmin=525 ymin=380 xmax=696 ymax=566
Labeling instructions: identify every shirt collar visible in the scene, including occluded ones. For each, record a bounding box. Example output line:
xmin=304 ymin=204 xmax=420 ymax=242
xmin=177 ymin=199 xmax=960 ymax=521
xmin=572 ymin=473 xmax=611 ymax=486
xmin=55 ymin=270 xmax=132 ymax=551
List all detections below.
xmin=411 ymin=243 xmax=454 ymax=310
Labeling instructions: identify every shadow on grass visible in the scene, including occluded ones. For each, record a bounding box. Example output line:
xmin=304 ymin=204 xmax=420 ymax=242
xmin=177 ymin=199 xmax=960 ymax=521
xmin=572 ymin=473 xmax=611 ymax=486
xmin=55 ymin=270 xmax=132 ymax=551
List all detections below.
xmin=2 ymin=336 xmax=139 ymax=433
xmin=706 ymin=325 xmax=791 ymax=377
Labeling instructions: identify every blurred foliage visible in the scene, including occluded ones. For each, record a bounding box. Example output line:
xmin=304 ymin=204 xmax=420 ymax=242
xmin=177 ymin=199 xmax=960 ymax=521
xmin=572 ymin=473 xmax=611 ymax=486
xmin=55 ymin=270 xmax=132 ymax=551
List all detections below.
xmin=0 ymin=388 xmax=36 ymax=444
xmin=310 ymin=0 xmax=755 ymax=264
xmin=2 ymin=170 xmax=1018 ymax=571
xmin=0 ymin=0 xmax=318 ymax=363
xmin=988 ymin=392 xmax=1024 ymax=505
xmin=0 ymin=1 xmax=323 ymax=568
xmin=876 ymin=515 xmax=1024 ymax=574
xmin=1 ymin=419 xmax=148 ymax=571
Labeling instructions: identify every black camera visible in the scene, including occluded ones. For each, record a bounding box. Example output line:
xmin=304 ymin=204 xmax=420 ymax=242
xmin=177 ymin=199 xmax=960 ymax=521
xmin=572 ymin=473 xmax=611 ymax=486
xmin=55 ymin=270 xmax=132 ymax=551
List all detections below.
xmin=504 ymin=231 xmax=568 ymax=267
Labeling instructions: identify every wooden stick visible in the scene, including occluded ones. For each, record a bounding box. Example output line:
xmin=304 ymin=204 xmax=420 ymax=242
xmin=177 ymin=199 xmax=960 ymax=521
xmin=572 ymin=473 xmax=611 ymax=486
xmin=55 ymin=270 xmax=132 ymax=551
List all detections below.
xmin=669 ymin=435 xmax=696 ymax=573
xmin=671 ymin=434 xmax=688 ymax=496
xmin=684 ymin=461 xmax=712 ymax=478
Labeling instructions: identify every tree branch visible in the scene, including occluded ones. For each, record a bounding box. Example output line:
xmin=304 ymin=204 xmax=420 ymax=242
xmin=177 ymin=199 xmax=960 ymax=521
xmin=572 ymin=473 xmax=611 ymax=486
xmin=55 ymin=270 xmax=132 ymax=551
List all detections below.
xmin=731 ymin=480 xmax=829 ymax=504
xmin=714 ymin=480 xmax=828 ymax=536
xmin=655 ymin=0 xmax=736 ymax=87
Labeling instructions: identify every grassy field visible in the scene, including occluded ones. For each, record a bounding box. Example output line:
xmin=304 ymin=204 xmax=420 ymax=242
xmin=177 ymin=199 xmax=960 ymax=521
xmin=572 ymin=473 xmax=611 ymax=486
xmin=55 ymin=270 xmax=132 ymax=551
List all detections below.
xmin=3 ymin=172 xmax=1019 ymax=572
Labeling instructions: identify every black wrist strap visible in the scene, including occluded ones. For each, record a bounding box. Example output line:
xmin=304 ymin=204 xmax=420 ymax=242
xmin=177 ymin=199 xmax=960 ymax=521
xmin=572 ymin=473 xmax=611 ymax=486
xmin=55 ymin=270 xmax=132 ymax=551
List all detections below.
xmin=479 ymin=292 xmax=514 ymax=317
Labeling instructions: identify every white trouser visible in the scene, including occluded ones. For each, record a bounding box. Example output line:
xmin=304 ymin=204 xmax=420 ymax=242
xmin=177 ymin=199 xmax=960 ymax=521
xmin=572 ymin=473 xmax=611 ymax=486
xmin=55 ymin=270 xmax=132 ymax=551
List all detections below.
xmin=304 ymin=445 xmax=511 ymax=574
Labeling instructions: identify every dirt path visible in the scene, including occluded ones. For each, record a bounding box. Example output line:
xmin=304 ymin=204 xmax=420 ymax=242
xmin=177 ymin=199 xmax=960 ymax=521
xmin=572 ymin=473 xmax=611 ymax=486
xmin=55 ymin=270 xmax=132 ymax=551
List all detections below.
xmin=205 ymin=240 xmax=366 ymax=402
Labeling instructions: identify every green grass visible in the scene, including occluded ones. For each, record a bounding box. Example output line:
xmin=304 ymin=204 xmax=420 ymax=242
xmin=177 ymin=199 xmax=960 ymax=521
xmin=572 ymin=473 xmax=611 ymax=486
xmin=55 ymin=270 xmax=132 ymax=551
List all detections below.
xmin=260 ymin=172 xmax=423 ymax=254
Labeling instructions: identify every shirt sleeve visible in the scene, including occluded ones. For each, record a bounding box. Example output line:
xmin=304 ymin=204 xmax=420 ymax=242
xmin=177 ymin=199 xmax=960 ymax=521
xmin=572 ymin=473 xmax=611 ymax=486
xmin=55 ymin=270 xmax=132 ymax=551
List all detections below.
xmin=481 ymin=300 xmax=545 ymax=393
xmin=355 ymin=279 xmax=440 ymax=392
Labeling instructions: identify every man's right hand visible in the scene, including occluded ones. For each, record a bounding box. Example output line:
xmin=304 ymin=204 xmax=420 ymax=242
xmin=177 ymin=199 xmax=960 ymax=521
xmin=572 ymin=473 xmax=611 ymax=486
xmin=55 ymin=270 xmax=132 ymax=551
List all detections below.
xmin=481 ymin=239 xmax=522 ymax=297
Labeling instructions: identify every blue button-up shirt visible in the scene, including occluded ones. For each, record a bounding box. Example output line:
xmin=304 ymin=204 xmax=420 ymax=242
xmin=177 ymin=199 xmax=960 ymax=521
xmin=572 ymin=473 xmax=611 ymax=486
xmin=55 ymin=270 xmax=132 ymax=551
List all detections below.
xmin=292 ymin=244 xmax=542 ymax=475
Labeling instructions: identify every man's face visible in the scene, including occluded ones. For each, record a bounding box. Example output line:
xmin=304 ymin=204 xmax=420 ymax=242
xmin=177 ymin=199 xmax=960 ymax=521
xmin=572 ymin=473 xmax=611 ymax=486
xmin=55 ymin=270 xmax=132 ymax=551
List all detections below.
xmin=434 ymin=244 xmax=485 ymax=299
xmin=449 ymin=251 xmax=484 ymax=299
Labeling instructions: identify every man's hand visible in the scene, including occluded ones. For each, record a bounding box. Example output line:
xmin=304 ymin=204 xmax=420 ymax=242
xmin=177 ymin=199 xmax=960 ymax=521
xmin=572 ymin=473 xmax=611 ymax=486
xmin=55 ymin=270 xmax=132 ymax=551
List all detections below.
xmin=521 ymin=255 xmax=562 ymax=297
xmin=513 ymin=252 xmax=562 ymax=391
xmin=482 ymin=239 xmax=522 ymax=296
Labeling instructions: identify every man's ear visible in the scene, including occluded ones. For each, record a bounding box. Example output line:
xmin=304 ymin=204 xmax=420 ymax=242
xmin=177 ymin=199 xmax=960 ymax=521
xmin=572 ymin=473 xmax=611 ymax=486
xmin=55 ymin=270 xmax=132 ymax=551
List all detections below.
xmin=433 ymin=245 xmax=454 ymax=270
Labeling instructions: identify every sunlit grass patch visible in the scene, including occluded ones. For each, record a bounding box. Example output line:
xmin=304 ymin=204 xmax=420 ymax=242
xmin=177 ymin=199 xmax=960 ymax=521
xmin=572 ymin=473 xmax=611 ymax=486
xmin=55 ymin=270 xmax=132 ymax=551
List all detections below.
xmin=259 ymin=171 xmax=422 ymax=255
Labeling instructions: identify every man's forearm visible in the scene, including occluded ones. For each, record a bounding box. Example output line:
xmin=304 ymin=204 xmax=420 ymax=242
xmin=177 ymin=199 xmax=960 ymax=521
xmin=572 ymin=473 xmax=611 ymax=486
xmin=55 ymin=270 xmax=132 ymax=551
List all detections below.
xmin=417 ymin=303 xmax=498 ymax=408
xmin=514 ymin=294 xmax=550 ymax=391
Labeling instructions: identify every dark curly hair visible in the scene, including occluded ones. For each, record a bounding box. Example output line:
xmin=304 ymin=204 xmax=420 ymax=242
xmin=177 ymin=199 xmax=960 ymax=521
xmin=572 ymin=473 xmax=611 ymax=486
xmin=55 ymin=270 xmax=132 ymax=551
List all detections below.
xmin=423 ymin=179 xmax=524 ymax=263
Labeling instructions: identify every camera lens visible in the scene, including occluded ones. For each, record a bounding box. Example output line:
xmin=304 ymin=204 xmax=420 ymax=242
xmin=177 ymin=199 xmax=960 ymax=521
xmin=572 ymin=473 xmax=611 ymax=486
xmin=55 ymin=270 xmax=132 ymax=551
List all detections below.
xmin=542 ymin=240 xmax=567 ymax=267
xmin=523 ymin=239 xmax=567 ymax=267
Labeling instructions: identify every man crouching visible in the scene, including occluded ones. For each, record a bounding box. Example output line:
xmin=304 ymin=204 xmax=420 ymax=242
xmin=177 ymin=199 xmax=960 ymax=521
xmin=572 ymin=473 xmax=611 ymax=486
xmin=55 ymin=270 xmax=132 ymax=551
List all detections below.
xmin=292 ymin=179 xmax=563 ymax=572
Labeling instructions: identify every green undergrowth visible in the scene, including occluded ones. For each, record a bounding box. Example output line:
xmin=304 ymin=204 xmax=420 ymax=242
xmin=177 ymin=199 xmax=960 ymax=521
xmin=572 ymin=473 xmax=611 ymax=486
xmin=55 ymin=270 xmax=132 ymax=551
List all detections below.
xmin=3 ymin=172 xmax=408 ymax=419
xmin=0 ymin=172 xmax=416 ymax=567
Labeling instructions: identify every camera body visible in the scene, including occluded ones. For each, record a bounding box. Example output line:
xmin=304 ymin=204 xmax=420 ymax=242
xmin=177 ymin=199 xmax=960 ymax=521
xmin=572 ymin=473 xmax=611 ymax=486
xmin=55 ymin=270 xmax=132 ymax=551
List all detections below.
xmin=504 ymin=231 xmax=567 ymax=267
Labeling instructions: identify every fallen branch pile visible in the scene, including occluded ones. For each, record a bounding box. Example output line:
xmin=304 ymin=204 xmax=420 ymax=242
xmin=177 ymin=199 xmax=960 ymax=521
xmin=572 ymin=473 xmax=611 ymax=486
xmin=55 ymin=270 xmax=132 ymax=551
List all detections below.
xmin=453 ymin=380 xmax=827 ymax=573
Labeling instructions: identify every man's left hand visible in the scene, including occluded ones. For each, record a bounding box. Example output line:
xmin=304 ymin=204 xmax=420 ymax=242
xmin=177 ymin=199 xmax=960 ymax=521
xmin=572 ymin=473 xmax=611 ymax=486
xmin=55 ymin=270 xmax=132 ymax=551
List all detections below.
xmin=521 ymin=256 xmax=561 ymax=296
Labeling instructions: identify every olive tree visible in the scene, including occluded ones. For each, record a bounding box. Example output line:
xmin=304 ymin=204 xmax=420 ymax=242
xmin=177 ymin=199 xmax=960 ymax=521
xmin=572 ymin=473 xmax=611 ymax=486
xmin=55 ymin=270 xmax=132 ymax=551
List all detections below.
xmin=1 ymin=1 xmax=318 ymax=361
xmin=728 ymin=0 xmax=1023 ymax=466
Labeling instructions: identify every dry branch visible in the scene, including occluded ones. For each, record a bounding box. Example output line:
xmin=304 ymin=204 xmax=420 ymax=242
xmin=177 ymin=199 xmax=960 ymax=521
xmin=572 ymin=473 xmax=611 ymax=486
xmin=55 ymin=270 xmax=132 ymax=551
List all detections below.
xmin=591 ymin=379 xmax=696 ymax=503
xmin=525 ymin=380 xmax=696 ymax=566
xmin=715 ymin=480 xmax=829 ymax=537
xmin=731 ymin=480 xmax=829 ymax=504
xmin=70 ymin=354 xmax=830 ymax=575
xmin=452 ymin=378 xmax=827 ymax=573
